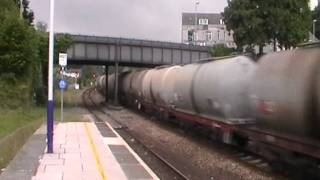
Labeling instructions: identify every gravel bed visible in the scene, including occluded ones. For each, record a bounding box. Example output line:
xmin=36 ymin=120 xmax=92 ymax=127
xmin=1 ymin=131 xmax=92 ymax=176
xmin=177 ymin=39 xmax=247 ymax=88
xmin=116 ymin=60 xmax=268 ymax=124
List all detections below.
xmin=110 ymin=108 xmax=279 ymax=180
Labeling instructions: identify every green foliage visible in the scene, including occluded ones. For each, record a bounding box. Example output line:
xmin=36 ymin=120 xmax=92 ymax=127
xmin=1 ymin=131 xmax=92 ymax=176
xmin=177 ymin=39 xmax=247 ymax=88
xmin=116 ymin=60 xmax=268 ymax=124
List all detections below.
xmin=21 ymin=0 xmax=34 ymax=24
xmin=223 ymin=0 xmax=265 ymax=50
xmin=0 ymin=76 xmax=31 ymax=108
xmin=0 ymin=0 xmax=73 ymax=107
xmin=210 ymin=44 xmax=235 ymax=57
xmin=37 ymin=33 xmax=73 ymax=65
xmin=12 ymin=0 xmax=34 ymax=25
xmin=223 ymin=0 xmax=311 ymax=52
xmin=273 ymin=0 xmax=311 ymax=49
xmin=0 ymin=13 xmax=39 ymax=77
xmin=0 ymin=0 xmax=40 ymax=108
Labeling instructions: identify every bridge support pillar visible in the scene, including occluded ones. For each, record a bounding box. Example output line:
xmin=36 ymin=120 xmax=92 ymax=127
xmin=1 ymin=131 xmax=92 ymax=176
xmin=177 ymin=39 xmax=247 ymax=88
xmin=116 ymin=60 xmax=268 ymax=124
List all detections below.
xmin=114 ymin=62 xmax=119 ymax=106
xmin=105 ymin=65 xmax=108 ymax=103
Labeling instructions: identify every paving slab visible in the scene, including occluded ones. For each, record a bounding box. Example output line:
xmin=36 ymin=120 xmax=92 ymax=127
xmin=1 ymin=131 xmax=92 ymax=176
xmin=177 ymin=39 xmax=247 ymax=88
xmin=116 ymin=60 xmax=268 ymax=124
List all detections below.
xmin=1 ymin=117 xmax=159 ymax=180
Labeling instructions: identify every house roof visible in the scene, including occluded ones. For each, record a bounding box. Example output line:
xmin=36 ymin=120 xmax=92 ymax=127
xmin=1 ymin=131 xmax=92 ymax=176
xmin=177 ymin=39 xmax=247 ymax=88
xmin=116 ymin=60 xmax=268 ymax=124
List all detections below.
xmin=182 ymin=12 xmax=222 ymax=25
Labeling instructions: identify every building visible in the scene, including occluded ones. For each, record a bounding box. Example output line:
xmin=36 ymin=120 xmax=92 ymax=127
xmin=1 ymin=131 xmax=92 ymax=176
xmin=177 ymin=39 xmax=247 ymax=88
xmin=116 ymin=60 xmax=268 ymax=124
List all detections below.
xmin=181 ymin=12 xmax=236 ymax=48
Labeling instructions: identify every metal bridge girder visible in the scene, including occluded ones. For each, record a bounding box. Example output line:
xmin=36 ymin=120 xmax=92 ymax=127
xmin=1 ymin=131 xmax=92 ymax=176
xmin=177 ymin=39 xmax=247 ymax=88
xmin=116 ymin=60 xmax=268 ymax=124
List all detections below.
xmin=66 ymin=34 xmax=211 ymax=66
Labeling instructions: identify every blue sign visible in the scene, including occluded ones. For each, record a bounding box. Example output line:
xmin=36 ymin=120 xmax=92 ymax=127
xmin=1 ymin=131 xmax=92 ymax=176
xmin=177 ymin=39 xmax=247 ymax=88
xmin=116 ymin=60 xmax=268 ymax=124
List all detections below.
xmin=59 ymin=79 xmax=67 ymax=89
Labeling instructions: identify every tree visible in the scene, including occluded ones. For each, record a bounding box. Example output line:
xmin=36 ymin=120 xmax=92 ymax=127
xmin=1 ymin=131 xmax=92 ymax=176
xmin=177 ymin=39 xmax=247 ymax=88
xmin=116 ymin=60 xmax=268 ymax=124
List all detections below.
xmin=0 ymin=0 xmax=40 ymax=107
xmin=0 ymin=4 xmax=39 ymax=78
xmin=0 ymin=0 xmax=74 ymax=106
xmin=223 ymin=0 xmax=268 ymax=55
xmin=223 ymin=0 xmax=311 ymax=53
xmin=13 ymin=0 xmax=34 ymax=25
xmin=312 ymin=5 xmax=320 ymax=39
xmin=273 ymin=0 xmax=311 ymax=49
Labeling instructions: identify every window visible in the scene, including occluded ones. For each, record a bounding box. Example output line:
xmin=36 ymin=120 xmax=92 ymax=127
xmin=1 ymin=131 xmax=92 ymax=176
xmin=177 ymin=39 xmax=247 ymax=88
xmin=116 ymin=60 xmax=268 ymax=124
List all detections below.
xmin=206 ymin=31 xmax=212 ymax=41
xmin=188 ymin=30 xmax=193 ymax=42
xmin=194 ymin=32 xmax=197 ymax=41
xmin=199 ymin=18 xmax=209 ymax=25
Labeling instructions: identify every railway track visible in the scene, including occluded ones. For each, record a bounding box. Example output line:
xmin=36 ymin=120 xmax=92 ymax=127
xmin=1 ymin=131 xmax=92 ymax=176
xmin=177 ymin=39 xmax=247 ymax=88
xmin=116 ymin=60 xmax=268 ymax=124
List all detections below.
xmin=115 ymin=105 xmax=274 ymax=175
xmin=82 ymin=88 xmax=190 ymax=180
xmin=83 ymin=88 xmax=282 ymax=179
xmin=123 ymin=109 xmax=274 ymax=176
xmin=231 ymin=149 xmax=270 ymax=171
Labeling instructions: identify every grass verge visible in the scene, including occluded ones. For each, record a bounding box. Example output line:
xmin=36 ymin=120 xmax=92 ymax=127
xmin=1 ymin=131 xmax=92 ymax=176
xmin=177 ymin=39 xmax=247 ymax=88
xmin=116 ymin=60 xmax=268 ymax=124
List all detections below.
xmin=0 ymin=108 xmax=45 ymax=139
xmin=0 ymin=108 xmax=45 ymax=171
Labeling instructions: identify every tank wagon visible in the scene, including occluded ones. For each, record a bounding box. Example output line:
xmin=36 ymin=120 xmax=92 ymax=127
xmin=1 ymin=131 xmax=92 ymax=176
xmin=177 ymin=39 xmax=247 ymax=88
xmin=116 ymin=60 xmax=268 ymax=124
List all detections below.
xmin=97 ymin=48 xmax=320 ymax=170
xmin=96 ymin=74 xmax=115 ymax=98
xmin=250 ymin=49 xmax=320 ymax=138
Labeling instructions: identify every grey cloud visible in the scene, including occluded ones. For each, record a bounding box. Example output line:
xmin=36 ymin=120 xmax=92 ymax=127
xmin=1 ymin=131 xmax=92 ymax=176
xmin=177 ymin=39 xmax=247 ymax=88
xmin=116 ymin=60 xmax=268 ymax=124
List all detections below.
xmin=29 ymin=0 xmax=227 ymax=42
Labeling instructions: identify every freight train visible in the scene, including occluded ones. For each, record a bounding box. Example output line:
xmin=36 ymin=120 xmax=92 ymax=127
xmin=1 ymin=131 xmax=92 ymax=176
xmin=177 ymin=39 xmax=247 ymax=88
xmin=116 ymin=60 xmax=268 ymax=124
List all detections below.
xmin=96 ymin=48 xmax=320 ymax=173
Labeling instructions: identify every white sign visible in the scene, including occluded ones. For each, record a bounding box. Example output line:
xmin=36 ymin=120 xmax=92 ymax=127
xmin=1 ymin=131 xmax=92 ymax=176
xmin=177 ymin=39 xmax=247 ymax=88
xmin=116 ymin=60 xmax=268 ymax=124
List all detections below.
xmin=74 ymin=83 xmax=79 ymax=90
xmin=59 ymin=53 xmax=67 ymax=67
xmin=62 ymin=71 xmax=79 ymax=78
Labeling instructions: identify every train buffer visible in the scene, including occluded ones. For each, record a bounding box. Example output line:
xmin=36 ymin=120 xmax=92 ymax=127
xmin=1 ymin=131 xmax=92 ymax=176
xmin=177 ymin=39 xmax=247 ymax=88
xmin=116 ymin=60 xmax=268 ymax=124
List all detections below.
xmin=0 ymin=121 xmax=158 ymax=180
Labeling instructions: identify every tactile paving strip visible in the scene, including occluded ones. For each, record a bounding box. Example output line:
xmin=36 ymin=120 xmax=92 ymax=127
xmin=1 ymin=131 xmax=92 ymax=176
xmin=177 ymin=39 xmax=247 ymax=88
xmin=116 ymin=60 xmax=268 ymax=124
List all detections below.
xmin=109 ymin=145 xmax=153 ymax=179
xmin=95 ymin=122 xmax=117 ymax=137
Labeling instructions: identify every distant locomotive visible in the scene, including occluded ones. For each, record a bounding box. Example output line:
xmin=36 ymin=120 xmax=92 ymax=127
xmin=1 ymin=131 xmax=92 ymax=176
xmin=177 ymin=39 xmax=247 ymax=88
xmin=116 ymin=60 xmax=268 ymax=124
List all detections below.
xmin=96 ymin=48 xmax=320 ymax=170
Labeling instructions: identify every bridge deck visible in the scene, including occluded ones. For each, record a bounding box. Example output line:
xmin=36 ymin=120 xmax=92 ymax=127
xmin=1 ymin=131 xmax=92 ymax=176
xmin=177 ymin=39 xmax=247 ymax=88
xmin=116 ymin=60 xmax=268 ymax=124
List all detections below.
xmin=66 ymin=35 xmax=211 ymax=67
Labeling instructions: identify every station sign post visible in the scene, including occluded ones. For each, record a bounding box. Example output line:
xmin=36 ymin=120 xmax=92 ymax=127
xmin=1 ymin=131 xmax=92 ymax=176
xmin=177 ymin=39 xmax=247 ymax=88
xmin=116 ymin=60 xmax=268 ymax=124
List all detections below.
xmin=59 ymin=79 xmax=67 ymax=122
xmin=59 ymin=53 xmax=67 ymax=122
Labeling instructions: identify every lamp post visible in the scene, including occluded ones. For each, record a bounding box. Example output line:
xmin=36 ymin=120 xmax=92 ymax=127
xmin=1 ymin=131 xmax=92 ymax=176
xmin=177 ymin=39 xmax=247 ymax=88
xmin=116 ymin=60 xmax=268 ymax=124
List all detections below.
xmin=313 ymin=19 xmax=317 ymax=41
xmin=47 ymin=0 xmax=55 ymax=153
xmin=194 ymin=1 xmax=200 ymax=45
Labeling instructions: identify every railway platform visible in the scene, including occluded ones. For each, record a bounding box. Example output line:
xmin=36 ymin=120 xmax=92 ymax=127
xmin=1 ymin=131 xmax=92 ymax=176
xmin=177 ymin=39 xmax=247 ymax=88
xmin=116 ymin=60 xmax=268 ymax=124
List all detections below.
xmin=1 ymin=119 xmax=158 ymax=180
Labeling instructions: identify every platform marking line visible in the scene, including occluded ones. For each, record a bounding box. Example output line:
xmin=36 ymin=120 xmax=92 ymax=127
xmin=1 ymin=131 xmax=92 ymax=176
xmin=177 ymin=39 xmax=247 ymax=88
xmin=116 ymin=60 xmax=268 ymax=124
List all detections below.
xmin=84 ymin=123 xmax=107 ymax=180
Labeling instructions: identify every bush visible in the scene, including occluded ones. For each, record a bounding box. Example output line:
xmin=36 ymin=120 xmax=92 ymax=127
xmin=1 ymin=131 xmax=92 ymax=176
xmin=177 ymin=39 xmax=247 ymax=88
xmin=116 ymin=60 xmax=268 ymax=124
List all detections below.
xmin=209 ymin=44 xmax=235 ymax=57
xmin=0 ymin=75 xmax=32 ymax=109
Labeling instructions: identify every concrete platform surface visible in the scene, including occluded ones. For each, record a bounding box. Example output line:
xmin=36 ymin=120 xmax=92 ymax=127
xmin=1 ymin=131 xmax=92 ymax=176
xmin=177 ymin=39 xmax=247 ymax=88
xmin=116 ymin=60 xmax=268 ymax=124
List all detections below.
xmin=32 ymin=120 xmax=158 ymax=180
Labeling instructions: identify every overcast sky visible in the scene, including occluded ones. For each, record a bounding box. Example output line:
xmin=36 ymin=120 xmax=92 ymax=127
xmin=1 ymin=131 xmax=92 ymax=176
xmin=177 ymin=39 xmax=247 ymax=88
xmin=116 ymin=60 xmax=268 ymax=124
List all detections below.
xmin=29 ymin=0 xmax=228 ymax=42
xmin=29 ymin=0 xmax=318 ymax=43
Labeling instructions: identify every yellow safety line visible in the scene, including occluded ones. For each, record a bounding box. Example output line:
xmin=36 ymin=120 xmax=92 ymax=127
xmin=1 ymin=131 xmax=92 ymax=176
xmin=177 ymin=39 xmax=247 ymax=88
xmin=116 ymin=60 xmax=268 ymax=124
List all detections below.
xmin=84 ymin=123 xmax=107 ymax=180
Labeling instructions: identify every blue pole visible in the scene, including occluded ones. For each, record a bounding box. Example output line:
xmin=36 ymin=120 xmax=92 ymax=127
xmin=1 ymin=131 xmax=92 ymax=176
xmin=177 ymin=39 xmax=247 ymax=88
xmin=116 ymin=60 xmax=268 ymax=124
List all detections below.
xmin=47 ymin=101 xmax=54 ymax=153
